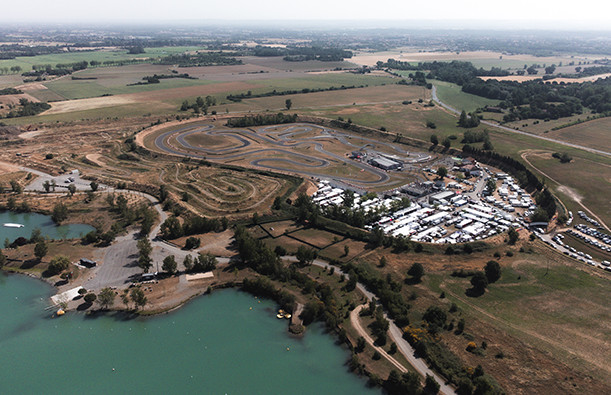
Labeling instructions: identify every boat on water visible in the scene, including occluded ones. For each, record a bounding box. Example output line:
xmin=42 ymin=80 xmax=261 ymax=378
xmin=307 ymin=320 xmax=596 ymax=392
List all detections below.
xmin=276 ymin=313 xmax=284 ymax=319
xmin=284 ymin=314 xmax=292 ymax=319
xmin=3 ymin=223 xmax=25 ymax=228
xmin=56 ymin=309 xmax=65 ymax=316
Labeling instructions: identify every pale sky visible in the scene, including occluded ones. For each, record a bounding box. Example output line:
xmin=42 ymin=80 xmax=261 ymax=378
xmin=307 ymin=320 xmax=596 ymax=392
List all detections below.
xmin=1 ymin=0 xmax=610 ymax=29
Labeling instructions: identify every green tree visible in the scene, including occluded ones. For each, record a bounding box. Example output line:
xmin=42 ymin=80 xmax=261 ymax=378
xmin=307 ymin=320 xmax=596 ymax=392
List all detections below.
xmin=424 ymin=374 xmax=440 ymax=394
xmin=422 ymin=305 xmax=447 ymax=329
xmin=0 ymin=249 xmax=6 ymax=268
xmin=30 ymin=228 xmax=43 ymax=243
xmin=137 ymin=238 xmax=153 ymax=272
xmin=10 ymin=180 xmax=22 ymax=194
xmin=355 ymin=336 xmax=366 ymax=353
xmin=90 ymin=181 xmax=99 ymax=192
xmin=51 ymin=203 xmax=68 ymax=224
xmin=67 ymin=183 xmax=76 ymax=196
xmin=436 ymin=166 xmax=448 ymax=179
xmin=507 ymin=227 xmax=519 ymax=245
xmin=184 ymin=236 xmax=200 ymax=250
xmin=159 ymin=185 xmax=169 ymax=202
xmin=193 ymin=252 xmax=217 ymax=272
xmin=34 ymin=240 xmax=48 ymax=261
xmin=407 ymin=262 xmax=424 ymax=283
xmin=162 ymin=255 xmax=177 ymax=274
xmin=97 ymin=287 xmax=115 ymax=310
xmin=343 ymin=245 xmax=350 ymax=257
xmin=130 ymin=287 xmax=147 ymax=310
xmin=43 ymin=180 xmax=51 ymax=193
xmin=458 ymin=110 xmax=469 ymax=127
xmin=120 ymin=290 xmax=130 ymax=309
xmin=470 ymin=271 xmax=488 ymax=294
xmin=285 ymin=99 xmax=292 ymax=110
xmin=486 ymin=179 xmax=496 ymax=193
xmin=84 ymin=293 xmax=97 ymax=304
xmin=442 ymin=137 xmax=451 ymax=149
xmin=430 ymin=134 xmax=439 ymax=145
xmin=484 ymin=260 xmax=501 ymax=283
xmin=47 ymin=255 xmax=70 ymax=276
xmin=160 ymin=216 xmax=183 ymax=239
xmin=379 ymin=256 xmax=387 ymax=268
xmin=296 ymin=245 xmax=317 ymax=266
xmin=183 ymin=255 xmax=194 ymax=272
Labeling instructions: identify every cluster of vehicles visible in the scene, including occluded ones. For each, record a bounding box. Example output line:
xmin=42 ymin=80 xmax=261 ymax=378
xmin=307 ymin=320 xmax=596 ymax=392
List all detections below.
xmin=546 ymin=233 xmax=611 ymax=272
xmin=568 ymin=225 xmax=611 ymax=253
xmin=313 ymin=171 xmax=531 ymax=244
xmin=576 ymin=210 xmax=604 ymax=229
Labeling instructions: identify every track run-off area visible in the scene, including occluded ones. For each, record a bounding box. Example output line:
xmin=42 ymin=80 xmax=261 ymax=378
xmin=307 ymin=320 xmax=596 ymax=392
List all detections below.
xmin=146 ymin=122 xmax=430 ymax=189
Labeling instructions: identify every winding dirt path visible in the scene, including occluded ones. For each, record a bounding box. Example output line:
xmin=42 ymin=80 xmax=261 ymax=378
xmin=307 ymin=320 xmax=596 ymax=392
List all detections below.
xmin=350 ymin=304 xmax=409 ymax=373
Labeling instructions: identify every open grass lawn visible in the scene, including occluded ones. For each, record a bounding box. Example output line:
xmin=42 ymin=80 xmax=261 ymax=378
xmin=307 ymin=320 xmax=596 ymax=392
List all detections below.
xmin=319 ymin=238 xmax=369 ymax=262
xmin=546 ymin=116 xmax=611 ymax=151
xmin=218 ymin=84 xmax=427 ymax=114
xmin=526 ymin=154 xmax=611 ymax=227
xmin=289 ymin=228 xmax=340 ymax=249
xmin=300 ymin=103 xmax=468 ymax=147
xmin=435 ymin=255 xmax=611 ymax=384
xmin=261 ymin=220 xmax=303 ymax=238
xmin=248 ymin=73 xmax=396 ymax=91
xmin=433 ymin=80 xmax=500 ymax=113
xmin=240 ymin=56 xmax=357 ymax=71
xmin=0 ymin=46 xmax=207 ymax=72
xmin=43 ymin=77 xmax=213 ymax=100
xmin=262 ymin=235 xmax=307 ymax=254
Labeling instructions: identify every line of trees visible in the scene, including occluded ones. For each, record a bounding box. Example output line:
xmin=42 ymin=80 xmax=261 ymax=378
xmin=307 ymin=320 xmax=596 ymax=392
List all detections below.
xmin=226 ymin=85 xmax=364 ymax=102
xmin=159 ymin=215 xmax=228 ymax=240
xmin=226 ymin=113 xmax=298 ymax=128
xmin=1 ymin=99 xmax=50 ymax=119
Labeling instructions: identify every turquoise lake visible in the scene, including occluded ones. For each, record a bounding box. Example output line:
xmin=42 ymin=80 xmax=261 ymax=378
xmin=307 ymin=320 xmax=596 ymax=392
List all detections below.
xmin=0 ymin=273 xmax=380 ymax=395
xmin=0 ymin=211 xmax=94 ymax=242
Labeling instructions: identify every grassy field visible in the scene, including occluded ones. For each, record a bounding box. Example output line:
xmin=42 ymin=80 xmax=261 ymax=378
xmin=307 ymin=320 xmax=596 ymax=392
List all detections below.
xmin=42 ymin=77 xmax=214 ymax=100
xmin=433 ymin=80 xmax=500 ymax=113
xmin=0 ymin=46 xmax=207 ymax=72
xmin=525 ymin=153 xmax=611 ymax=227
xmin=546 ymin=117 xmax=611 ymax=151
xmin=433 ymin=258 xmax=611 ymax=384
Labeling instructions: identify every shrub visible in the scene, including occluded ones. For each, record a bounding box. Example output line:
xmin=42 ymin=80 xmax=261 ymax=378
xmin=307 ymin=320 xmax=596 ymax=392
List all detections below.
xmin=372 ymin=351 xmax=382 ymax=360
xmin=84 ymin=293 xmax=97 ymax=304
xmin=466 ymin=342 xmax=477 ymax=352
xmin=184 ymin=236 xmax=201 ymax=250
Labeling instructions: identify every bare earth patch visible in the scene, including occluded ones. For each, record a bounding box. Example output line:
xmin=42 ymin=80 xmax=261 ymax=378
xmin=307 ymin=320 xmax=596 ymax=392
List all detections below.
xmin=557 ymin=185 xmax=583 ymax=203
xmin=42 ymin=96 xmax=136 ymax=115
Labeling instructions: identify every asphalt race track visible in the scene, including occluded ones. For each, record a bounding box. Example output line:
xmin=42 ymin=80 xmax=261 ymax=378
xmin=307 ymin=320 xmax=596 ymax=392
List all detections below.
xmin=153 ymin=123 xmax=429 ymax=187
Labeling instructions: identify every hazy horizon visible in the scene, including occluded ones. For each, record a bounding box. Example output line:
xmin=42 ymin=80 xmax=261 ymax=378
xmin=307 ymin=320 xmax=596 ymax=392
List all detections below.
xmin=1 ymin=0 xmax=610 ymax=31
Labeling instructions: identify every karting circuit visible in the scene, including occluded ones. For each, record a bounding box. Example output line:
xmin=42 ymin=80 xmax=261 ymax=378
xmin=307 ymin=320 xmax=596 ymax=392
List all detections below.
xmin=148 ymin=122 xmax=430 ymax=189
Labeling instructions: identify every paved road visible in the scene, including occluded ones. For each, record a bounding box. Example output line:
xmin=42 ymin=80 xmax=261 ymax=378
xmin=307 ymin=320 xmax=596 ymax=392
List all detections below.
xmin=431 ymin=85 xmax=611 ymax=158
xmin=23 ymin=168 xmax=97 ymax=193
xmin=285 ymin=256 xmax=456 ymax=394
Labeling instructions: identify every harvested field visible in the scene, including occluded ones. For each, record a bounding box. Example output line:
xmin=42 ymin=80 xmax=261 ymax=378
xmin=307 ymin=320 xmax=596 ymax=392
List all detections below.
xmin=262 ymin=220 xmax=302 ymax=238
xmin=42 ymin=95 xmax=137 ymax=115
xmin=319 ymin=238 xmax=368 ymax=261
xmin=262 ymin=235 xmax=307 ymax=254
xmin=547 ymin=117 xmax=611 ymax=152
xmin=290 ymin=228 xmax=340 ymax=249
